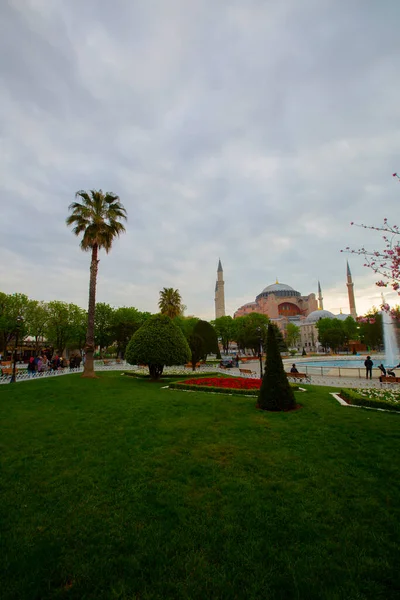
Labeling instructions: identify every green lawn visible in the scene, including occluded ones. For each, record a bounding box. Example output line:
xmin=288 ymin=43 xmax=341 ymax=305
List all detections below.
xmin=1 ymin=373 xmax=400 ymax=600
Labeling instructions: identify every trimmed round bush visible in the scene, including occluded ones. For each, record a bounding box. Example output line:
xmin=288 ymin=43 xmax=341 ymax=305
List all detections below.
xmin=125 ymin=314 xmax=191 ymax=380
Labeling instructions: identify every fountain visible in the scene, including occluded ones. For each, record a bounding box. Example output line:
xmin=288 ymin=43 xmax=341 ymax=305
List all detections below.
xmin=381 ymin=303 xmax=400 ymax=368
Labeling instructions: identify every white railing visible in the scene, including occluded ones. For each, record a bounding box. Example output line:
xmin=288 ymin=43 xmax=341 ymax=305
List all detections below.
xmin=0 ymin=361 xmax=220 ymax=384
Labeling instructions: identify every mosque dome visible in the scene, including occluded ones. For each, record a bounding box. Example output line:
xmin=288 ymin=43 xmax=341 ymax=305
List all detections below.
xmin=256 ymin=281 xmax=300 ymax=300
xmin=305 ymin=309 xmax=335 ymax=323
xmin=262 ymin=283 xmax=295 ymax=293
xmin=335 ymin=312 xmax=350 ymax=321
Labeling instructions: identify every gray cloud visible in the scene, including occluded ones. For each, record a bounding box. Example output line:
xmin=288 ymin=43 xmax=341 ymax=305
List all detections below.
xmin=1 ymin=0 xmax=400 ymax=318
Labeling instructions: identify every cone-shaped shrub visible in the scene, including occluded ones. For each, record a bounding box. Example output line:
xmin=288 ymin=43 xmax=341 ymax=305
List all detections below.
xmin=257 ymin=324 xmax=296 ymax=411
xmin=125 ymin=314 xmax=190 ymax=380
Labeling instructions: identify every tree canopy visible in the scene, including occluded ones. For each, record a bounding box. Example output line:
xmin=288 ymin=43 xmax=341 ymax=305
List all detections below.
xmin=45 ymin=301 xmax=87 ymax=354
xmin=212 ymin=315 xmax=235 ymax=354
xmin=234 ymin=313 xmax=270 ymax=354
xmin=0 ymin=292 xmax=29 ymax=355
xmin=158 ymin=288 xmax=184 ymax=319
xmin=111 ymin=307 xmax=150 ymax=358
xmin=315 ymin=316 xmax=359 ymax=352
xmin=286 ymin=322 xmax=300 ymax=348
xmin=357 ymin=310 xmax=383 ymax=350
xmin=188 ymin=320 xmax=220 ymax=369
xmin=125 ymin=314 xmax=190 ymax=380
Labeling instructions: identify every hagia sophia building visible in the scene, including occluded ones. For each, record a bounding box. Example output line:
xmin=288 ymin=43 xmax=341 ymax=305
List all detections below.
xmin=214 ymin=260 xmax=358 ymax=351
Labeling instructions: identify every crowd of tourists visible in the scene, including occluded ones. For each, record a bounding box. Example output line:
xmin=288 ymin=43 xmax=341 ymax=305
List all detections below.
xmin=26 ymin=353 xmax=83 ymax=375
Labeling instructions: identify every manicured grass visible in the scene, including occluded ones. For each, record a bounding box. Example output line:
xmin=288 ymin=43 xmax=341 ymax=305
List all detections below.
xmin=1 ymin=373 xmax=400 ymax=599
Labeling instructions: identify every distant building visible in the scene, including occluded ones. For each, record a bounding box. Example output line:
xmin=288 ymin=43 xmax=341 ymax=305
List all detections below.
xmin=346 ymin=261 xmax=357 ymax=319
xmin=299 ymin=309 xmax=336 ymax=351
xmin=299 ymin=263 xmax=357 ymax=351
xmin=214 ymin=259 xmax=226 ymax=319
xmin=225 ymin=262 xmax=359 ymax=349
xmin=234 ymin=280 xmax=318 ymax=334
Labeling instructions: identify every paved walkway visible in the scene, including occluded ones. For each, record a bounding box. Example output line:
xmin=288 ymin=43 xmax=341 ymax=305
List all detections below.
xmin=0 ymin=360 xmax=394 ymax=390
xmin=235 ymin=360 xmax=392 ymax=389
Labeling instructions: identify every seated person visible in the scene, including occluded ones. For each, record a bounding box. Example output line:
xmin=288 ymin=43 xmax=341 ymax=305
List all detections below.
xmin=290 ymin=364 xmax=299 ymax=373
xmin=378 ymin=364 xmax=396 ymax=379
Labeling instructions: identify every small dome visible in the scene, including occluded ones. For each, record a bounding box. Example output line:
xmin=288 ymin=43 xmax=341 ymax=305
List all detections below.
xmin=305 ymin=309 xmax=335 ymax=323
xmin=335 ymin=313 xmax=350 ymax=321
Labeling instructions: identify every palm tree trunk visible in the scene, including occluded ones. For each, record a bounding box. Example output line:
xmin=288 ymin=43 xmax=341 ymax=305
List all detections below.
xmin=82 ymin=244 xmax=99 ymax=378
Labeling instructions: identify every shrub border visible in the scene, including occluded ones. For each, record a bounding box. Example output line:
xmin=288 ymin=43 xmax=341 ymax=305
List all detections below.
xmin=334 ymin=388 xmax=400 ymax=413
xmin=123 ymin=371 xmax=229 ymax=380
xmin=169 ymin=380 xmax=300 ymax=396
xmin=169 ymin=381 xmax=258 ymax=395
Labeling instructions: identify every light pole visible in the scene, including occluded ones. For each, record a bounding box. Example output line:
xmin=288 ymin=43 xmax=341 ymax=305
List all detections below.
xmin=10 ymin=315 xmax=23 ymax=384
xmin=257 ymin=326 xmax=264 ymax=379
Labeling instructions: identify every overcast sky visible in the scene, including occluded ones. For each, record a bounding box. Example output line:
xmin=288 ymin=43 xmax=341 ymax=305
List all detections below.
xmin=1 ymin=0 xmax=400 ymax=319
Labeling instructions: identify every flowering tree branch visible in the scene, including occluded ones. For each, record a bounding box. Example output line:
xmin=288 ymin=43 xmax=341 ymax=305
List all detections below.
xmin=341 ymin=174 xmax=400 ymax=299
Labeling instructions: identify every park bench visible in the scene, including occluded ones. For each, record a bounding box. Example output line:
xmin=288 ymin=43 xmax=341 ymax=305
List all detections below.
xmin=0 ymin=361 xmax=13 ymax=376
xmin=380 ymin=376 xmax=400 ymax=384
xmin=186 ymin=362 xmax=201 ymax=369
xmin=287 ymin=372 xmax=311 ymax=383
xmin=239 ymin=368 xmax=257 ymax=377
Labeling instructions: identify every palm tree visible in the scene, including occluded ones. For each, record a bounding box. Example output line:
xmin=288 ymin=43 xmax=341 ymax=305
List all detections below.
xmin=66 ymin=190 xmax=127 ymax=378
xmin=158 ymin=288 xmax=184 ymax=319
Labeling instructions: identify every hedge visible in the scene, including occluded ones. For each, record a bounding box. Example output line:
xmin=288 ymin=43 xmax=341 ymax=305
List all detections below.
xmin=340 ymin=389 xmax=400 ymax=412
xmin=123 ymin=371 xmax=222 ymax=380
xmin=169 ymin=381 xmax=300 ymax=396
xmin=169 ymin=382 xmax=258 ymax=395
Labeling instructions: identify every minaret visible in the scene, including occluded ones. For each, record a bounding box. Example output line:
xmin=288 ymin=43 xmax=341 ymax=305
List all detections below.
xmin=318 ymin=280 xmax=324 ymax=310
xmin=346 ymin=261 xmax=357 ymax=319
xmin=214 ymin=259 xmax=226 ymax=318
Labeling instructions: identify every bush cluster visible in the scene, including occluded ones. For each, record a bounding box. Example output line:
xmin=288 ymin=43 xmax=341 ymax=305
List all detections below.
xmin=340 ymin=389 xmax=400 ymax=412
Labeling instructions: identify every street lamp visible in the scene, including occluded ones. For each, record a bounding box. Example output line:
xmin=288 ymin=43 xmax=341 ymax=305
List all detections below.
xmin=257 ymin=326 xmax=264 ymax=379
xmin=10 ymin=315 xmax=23 ymax=384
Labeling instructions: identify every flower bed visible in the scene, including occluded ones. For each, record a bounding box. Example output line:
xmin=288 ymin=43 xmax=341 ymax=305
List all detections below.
xmin=183 ymin=376 xmax=260 ymax=389
xmin=340 ymin=388 xmax=400 ymax=412
xmin=124 ymin=371 xmax=221 ymax=380
xmin=169 ymin=376 xmax=299 ymax=396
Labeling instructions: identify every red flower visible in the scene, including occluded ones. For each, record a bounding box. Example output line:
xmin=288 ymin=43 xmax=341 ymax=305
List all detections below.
xmin=180 ymin=376 xmax=262 ymax=390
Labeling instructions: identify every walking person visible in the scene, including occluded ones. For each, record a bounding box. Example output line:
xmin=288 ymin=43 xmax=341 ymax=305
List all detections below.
xmin=27 ymin=357 xmax=36 ymax=377
xmin=235 ymin=354 xmax=240 ymax=368
xmin=364 ymin=355 xmax=373 ymax=380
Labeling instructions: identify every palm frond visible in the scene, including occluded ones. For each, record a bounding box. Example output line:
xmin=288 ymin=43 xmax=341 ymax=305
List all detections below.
xmin=67 ymin=189 xmax=127 ymax=252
